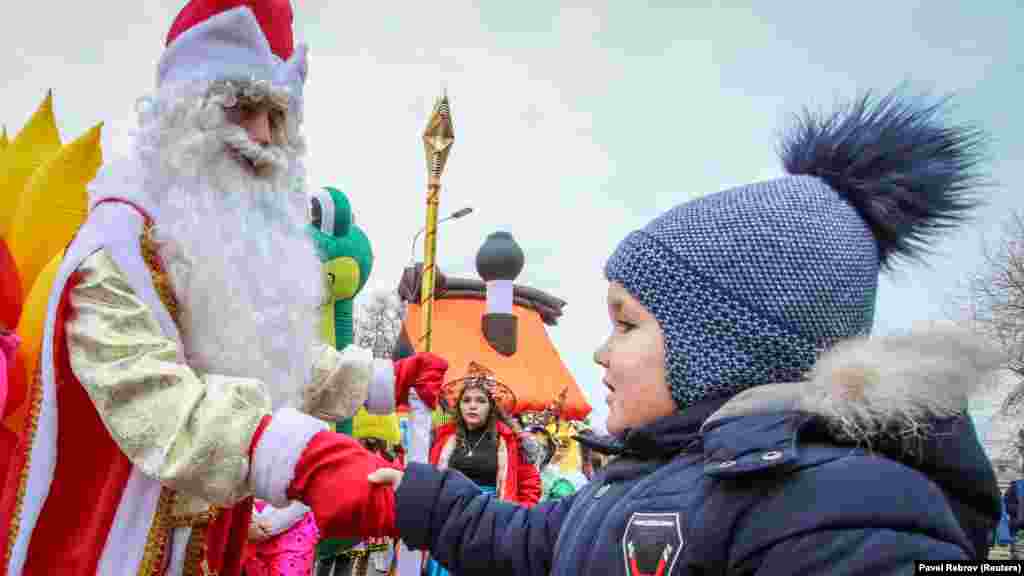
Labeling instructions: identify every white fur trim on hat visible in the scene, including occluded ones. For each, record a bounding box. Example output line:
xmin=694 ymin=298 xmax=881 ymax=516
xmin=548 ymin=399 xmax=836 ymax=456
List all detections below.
xmin=276 ymin=43 xmax=308 ymax=119
xmin=250 ymin=407 xmax=329 ymax=507
xmin=366 ymin=358 xmax=397 ymax=415
xmin=158 ymin=6 xmax=277 ymax=89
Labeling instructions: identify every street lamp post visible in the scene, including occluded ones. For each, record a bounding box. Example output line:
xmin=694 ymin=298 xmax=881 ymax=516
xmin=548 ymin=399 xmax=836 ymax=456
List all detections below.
xmin=409 ymin=206 xmax=474 ymax=264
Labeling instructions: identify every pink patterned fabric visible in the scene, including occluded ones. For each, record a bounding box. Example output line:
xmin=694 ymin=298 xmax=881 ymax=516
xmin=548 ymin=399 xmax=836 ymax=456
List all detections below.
xmin=244 ymin=500 xmax=320 ymax=576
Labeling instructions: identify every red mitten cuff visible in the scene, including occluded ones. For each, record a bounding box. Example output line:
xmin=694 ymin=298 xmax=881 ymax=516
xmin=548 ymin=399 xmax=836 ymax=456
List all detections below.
xmin=393 ymin=353 xmax=447 ymax=409
xmin=249 ymin=408 xmax=328 ymax=507
xmin=286 ymin=430 xmax=400 ymax=539
xmin=393 ymin=358 xmax=414 ymax=406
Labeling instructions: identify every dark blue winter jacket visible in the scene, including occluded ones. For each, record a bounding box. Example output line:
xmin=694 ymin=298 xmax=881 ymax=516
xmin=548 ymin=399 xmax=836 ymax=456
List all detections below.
xmin=395 ymin=382 xmax=999 ymax=575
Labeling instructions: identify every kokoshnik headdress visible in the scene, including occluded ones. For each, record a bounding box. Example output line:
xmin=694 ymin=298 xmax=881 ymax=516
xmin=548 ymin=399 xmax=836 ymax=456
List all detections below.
xmin=440 ymin=361 xmax=517 ymax=417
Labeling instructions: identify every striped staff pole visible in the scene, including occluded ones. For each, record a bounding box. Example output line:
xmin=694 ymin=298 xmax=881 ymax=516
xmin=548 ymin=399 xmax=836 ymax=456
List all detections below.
xmin=397 ymin=91 xmax=454 ymax=576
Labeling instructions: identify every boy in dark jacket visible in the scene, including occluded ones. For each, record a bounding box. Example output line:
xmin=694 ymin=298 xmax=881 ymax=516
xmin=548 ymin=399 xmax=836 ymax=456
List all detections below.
xmin=368 ymin=90 xmax=1002 ymax=574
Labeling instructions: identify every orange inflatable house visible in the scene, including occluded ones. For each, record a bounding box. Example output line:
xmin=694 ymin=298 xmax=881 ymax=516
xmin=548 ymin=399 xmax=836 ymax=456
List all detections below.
xmin=396 ymin=232 xmax=591 ymax=423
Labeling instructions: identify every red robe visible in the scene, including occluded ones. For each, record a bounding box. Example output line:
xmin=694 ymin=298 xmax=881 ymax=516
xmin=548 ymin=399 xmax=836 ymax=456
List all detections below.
xmin=1 ymin=200 xmax=254 ymax=576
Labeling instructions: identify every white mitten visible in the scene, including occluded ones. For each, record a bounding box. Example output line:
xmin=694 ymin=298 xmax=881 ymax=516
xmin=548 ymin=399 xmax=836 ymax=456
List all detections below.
xmin=302 ymin=344 xmax=395 ymax=420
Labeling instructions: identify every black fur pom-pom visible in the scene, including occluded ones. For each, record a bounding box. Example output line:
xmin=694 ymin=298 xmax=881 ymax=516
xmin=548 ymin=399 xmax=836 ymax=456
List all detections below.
xmin=780 ymin=90 xmax=988 ymax=267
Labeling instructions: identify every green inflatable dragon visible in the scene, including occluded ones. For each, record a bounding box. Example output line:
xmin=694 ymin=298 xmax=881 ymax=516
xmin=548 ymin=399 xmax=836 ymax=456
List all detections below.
xmin=308 ymin=186 xmax=373 ymax=562
xmin=309 ymin=186 xmax=373 ymax=351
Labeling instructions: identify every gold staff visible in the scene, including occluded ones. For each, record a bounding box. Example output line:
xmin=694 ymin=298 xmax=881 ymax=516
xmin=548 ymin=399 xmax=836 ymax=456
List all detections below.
xmin=419 ymin=93 xmax=454 ymax=351
xmin=396 ymin=92 xmax=456 ymax=576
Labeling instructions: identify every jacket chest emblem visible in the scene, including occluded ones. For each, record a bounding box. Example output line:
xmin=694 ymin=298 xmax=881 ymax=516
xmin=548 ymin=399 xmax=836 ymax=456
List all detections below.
xmin=621 ymin=512 xmax=684 ymax=576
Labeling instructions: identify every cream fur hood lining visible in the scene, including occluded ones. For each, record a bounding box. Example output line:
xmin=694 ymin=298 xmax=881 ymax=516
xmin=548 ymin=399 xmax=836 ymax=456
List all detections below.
xmin=703 ymin=328 xmax=1005 ymax=446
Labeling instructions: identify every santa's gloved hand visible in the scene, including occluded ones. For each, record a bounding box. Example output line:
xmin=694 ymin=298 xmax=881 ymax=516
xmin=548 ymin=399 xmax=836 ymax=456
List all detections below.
xmin=249 ymin=408 xmax=399 ymax=540
xmin=305 ymin=344 xmax=397 ymax=417
xmin=393 ymin=352 xmax=448 ymax=409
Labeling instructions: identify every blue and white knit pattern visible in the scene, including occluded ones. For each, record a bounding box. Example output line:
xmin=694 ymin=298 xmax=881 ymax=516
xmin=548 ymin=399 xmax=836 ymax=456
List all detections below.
xmin=605 ymin=175 xmax=880 ymax=409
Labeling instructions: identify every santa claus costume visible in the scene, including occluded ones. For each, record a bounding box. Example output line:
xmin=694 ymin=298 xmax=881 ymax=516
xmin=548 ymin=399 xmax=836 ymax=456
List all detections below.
xmin=0 ymin=1 xmax=445 ymax=575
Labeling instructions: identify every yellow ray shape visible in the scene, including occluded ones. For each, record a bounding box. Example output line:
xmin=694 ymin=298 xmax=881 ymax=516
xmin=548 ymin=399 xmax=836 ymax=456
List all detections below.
xmin=6 ymin=252 xmax=62 ymax=437
xmin=7 ymin=122 xmax=102 ymax=294
xmin=0 ymin=91 xmax=62 ymax=238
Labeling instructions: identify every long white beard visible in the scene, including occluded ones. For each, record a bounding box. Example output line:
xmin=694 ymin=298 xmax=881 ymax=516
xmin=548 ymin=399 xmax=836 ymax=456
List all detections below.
xmin=100 ymin=85 xmax=323 ymax=410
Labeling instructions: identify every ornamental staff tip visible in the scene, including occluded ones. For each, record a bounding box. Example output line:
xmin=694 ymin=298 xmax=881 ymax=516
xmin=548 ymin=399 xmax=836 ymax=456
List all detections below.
xmin=423 ymin=94 xmax=455 ymax=177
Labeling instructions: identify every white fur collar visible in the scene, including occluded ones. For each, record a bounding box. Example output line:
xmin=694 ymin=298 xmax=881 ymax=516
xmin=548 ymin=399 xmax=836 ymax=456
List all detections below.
xmin=705 ymin=327 xmax=1005 ymax=443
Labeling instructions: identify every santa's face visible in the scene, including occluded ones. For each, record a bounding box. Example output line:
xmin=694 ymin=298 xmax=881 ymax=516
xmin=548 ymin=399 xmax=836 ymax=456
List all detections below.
xmin=222 ymin=99 xmax=289 ymax=178
xmin=226 ymin=103 xmax=276 ymax=146
xmin=131 ymin=80 xmax=322 ymax=410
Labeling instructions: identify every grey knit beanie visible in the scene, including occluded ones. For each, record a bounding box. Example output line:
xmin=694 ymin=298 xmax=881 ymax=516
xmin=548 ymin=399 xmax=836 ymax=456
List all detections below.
xmin=605 ymin=91 xmax=986 ymax=410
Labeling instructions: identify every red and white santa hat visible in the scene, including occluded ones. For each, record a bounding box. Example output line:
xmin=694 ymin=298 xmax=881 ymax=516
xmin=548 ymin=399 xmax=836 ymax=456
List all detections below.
xmin=157 ymin=0 xmax=308 ymax=111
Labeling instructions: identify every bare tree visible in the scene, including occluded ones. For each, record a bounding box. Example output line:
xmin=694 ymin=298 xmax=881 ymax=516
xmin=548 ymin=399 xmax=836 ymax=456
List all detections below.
xmin=958 ymin=212 xmax=1024 ymax=469
xmin=355 ymin=289 xmax=404 ymax=359
xmin=963 ymin=213 xmax=1024 ymax=397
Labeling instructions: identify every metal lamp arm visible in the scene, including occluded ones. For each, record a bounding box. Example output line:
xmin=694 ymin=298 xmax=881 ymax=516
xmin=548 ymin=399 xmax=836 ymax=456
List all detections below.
xmin=409 ymin=209 xmax=472 ymax=263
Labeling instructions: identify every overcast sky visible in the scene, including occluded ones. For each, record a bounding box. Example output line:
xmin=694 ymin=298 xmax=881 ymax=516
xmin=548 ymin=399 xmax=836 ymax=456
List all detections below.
xmin=4 ymin=1 xmax=1021 ymax=433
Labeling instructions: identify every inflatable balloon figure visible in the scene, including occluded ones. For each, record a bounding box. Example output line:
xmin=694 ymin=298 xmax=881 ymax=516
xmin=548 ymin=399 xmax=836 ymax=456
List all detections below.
xmin=307 ymin=186 xmax=375 ymax=567
xmin=0 ymin=92 xmax=102 ymax=543
xmin=394 ymin=230 xmax=593 ymax=508
xmin=309 ymin=186 xmax=374 ymax=352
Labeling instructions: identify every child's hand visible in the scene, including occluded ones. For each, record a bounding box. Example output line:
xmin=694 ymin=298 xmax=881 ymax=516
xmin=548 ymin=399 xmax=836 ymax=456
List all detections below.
xmin=248 ymin=519 xmax=272 ymax=542
xmin=368 ymin=467 xmax=404 ymax=492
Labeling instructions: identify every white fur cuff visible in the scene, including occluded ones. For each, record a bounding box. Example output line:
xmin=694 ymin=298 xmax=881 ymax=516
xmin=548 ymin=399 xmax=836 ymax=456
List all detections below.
xmin=366 ymin=359 xmax=396 ymax=415
xmin=251 ymin=407 xmax=329 ymax=506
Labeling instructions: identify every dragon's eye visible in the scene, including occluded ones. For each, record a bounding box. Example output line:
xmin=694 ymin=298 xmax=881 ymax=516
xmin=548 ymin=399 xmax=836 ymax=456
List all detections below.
xmin=311 ymin=198 xmax=323 ymax=229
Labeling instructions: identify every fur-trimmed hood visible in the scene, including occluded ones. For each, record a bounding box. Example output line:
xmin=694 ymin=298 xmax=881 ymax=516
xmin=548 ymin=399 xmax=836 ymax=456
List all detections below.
xmin=704 ymin=327 xmax=1003 ymax=444
xmin=698 ymin=327 xmax=1004 ymax=559
xmin=579 ymin=328 xmax=1004 ymax=557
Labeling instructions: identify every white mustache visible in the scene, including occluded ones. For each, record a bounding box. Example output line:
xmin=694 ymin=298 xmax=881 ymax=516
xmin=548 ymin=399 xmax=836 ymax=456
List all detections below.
xmin=220 ymin=127 xmax=288 ymax=175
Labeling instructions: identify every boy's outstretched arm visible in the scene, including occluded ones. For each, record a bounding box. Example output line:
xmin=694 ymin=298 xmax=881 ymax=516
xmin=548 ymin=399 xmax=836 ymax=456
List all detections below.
xmin=373 ymin=462 xmax=574 ymax=576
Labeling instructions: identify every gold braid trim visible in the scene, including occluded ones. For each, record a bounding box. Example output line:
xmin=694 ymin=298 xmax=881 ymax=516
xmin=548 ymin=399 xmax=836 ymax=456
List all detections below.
xmin=3 ymin=365 xmax=44 ymax=568
xmin=167 ymin=504 xmax=221 ymax=576
xmin=137 ymin=224 xmax=221 ymax=575
xmin=139 ymin=222 xmax=182 ymax=332
xmin=136 ymin=488 xmax=176 ymax=575
xmin=342 ymin=543 xmax=392 ymax=559
xmin=181 ymin=524 xmax=218 ymax=576
xmin=136 ymin=490 xmax=222 ymax=576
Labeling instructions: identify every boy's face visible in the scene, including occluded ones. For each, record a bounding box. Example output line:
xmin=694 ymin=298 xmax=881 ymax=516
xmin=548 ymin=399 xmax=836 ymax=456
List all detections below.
xmin=595 ymin=282 xmax=676 ymax=436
